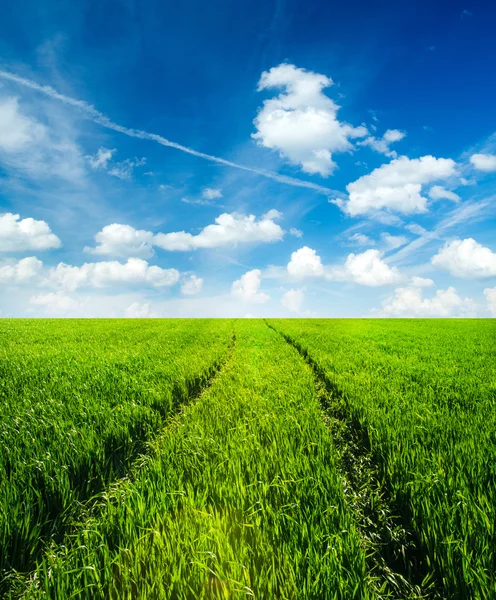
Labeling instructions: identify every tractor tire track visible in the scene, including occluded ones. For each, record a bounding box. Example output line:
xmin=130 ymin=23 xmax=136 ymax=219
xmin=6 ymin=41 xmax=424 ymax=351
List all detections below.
xmin=1 ymin=332 xmax=237 ymax=598
xmin=264 ymin=320 xmax=441 ymax=600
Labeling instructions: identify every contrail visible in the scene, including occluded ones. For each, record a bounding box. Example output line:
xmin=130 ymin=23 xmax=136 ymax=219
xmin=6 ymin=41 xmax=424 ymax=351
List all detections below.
xmin=0 ymin=69 xmax=337 ymax=195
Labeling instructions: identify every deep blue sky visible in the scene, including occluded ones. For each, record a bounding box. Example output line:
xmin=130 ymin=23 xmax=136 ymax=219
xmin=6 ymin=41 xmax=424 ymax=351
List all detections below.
xmin=0 ymin=0 xmax=495 ymax=317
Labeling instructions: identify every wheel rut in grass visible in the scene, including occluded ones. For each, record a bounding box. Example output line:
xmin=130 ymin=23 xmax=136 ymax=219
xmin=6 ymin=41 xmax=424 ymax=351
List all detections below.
xmin=1 ymin=331 xmax=237 ymax=595
xmin=264 ymin=320 xmax=439 ymax=600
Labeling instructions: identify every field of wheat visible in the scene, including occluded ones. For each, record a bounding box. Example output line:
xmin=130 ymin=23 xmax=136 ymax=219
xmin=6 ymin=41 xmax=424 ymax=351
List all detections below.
xmin=0 ymin=319 xmax=494 ymax=599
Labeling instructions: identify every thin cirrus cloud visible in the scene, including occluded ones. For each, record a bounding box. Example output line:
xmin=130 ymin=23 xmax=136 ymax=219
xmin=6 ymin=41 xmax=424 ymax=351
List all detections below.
xmin=0 ymin=94 xmax=85 ymax=182
xmin=431 ymin=238 xmax=496 ymax=278
xmin=0 ymin=213 xmax=61 ymax=252
xmin=337 ymin=155 xmax=458 ymax=216
xmin=0 ymin=69 xmax=336 ymax=195
xmin=252 ymin=63 xmax=367 ymax=177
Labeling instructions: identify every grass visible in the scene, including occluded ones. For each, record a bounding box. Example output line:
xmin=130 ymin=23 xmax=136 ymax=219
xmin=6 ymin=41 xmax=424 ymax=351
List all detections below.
xmin=0 ymin=319 xmax=494 ymax=598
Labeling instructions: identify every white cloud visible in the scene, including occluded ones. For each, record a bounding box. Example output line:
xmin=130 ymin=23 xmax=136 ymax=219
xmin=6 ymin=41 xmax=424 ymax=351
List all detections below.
xmin=86 ymin=147 xmax=146 ymax=179
xmin=30 ymin=291 xmax=81 ymax=313
xmin=381 ymin=285 xmax=476 ymax=317
xmin=330 ymin=249 xmax=400 ymax=286
xmin=381 ymin=233 xmax=408 ymax=250
xmin=358 ymin=128 xmax=406 ymax=158
xmin=411 ymin=276 xmax=435 ymax=287
xmin=87 ymin=147 xmax=115 ymax=169
xmin=0 ymin=213 xmax=61 ymax=252
xmin=349 ymin=233 xmax=373 ymax=246
xmin=0 ymin=96 xmax=45 ymax=151
xmin=428 ymin=185 xmax=460 ymax=202
xmin=108 ymin=157 xmax=146 ymax=180
xmin=289 ymin=227 xmax=303 ymax=238
xmin=181 ymin=275 xmax=203 ymax=296
xmin=231 ymin=269 xmax=269 ymax=303
xmin=431 ymin=238 xmax=496 ymax=278
xmin=84 ymin=223 xmax=155 ymax=258
xmin=124 ymin=302 xmax=158 ymax=318
xmin=484 ymin=288 xmax=496 ymax=316
xmin=154 ymin=210 xmax=283 ymax=251
xmin=202 ymin=187 xmax=222 ymax=199
xmin=49 ymin=258 xmax=180 ymax=290
xmin=0 ymin=69 xmax=335 ymax=194
xmin=342 ymin=155 xmax=457 ymax=216
xmin=252 ymin=63 xmax=367 ymax=176
xmin=470 ymin=153 xmax=496 ymax=172
xmin=281 ymin=288 xmax=304 ymax=313
xmin=0 ymin=256 xmax=43 ymax=283
xmin=287 ymin=246 xmax=324 ymax=278
xmin=0 ymin=95 xmax=85 ymax=182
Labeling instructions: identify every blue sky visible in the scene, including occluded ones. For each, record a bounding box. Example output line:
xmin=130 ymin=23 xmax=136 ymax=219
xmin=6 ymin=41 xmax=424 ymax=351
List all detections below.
xmin=0 ymin=0 xmax=495 ymax=317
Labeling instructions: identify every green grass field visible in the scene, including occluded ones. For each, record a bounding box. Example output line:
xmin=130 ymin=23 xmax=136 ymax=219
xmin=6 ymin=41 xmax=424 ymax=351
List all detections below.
xmin=0 ymin=319 xmax=494 ymax=599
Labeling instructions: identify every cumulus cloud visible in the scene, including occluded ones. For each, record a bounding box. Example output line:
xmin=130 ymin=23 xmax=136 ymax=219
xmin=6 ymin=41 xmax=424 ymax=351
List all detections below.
xmin=252 ymin=63 xmax=367 ymax=176
xmin=411 ymin=276 xmax=435 ymax=287
xmin=30 ymin=291 xmax=81 ymax=313
xmin=231 ymin=269 xmax=269 ymax=303
xmin=49 ymin=258 xmax=180 ymax=291
xmin=287 ymin=246 xmax=325 ymax=278
xmin=0 ymin=213 xmax=61 ymax=252
xmin=428 ymin=185 xmax=460 ymax=202
xmin=181 ymin=275 xmax=203 ymax=295
xmin=154 ymin=210 xmax=283 ymax=251
xmin=202 ymin=187 xmax=222 ymax=199
xmin=330 ymin=249 xmax=401 ymax=286
xmin=381 ymin=285 xmax=476 ymax=317
xmin=289 ymin=227 xmax=303 ymax=238
xmin=0 ymin=256 xmax=43 ymax=284
xmin=484 ymin=288 xmax=496 ymax=316
xmin=341 ymin=155 xmax=457 ymax=216
xmin=431 ymin=238 xmax=496 ymax=278
xmin=84 ymin=224 xmax=155 ymax=258
xmin=470 ymin=153 xmax=496 ymax=172
xmin=358 ymin=128 xmax=406 ymax=158
xmin=281 ymin=288 xmax=304 ymax=313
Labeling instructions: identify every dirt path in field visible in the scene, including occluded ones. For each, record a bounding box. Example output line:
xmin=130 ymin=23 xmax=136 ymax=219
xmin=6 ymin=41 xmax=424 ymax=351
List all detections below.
xmin=264 ymin=320 xmax=440 ymax=600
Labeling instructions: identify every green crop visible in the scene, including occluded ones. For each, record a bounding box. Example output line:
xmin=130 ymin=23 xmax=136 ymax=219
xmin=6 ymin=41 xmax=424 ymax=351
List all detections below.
xmin=0 ymin=319 xmax=233 ymax=583
xmin=1 ymin=319 xmax=494 ymax=599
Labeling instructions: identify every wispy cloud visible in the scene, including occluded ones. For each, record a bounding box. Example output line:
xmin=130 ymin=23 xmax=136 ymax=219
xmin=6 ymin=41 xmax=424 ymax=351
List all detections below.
xmin=0 ymin=70 xmax=337 ymax=195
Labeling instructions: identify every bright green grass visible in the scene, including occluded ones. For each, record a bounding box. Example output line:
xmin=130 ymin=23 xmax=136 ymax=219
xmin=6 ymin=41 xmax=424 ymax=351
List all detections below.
xmin=0 ymin=319 xmax=233 ymax=579
xmin=20 ymin=321 xmax=371 ymax=599
xmin=270 ymin=319 xmax=496 ymax=599
xmin=1 ymin=319 xmax=494 ymax=599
